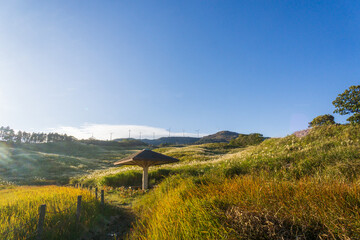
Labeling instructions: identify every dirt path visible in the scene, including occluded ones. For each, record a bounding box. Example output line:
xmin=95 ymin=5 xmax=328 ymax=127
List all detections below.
xmin=94 ymin=206 xmax=135 ymax=240
xmin=79 ymin=189 xmax=138 ymax=240
xmin=79 ymin=205 xmax=135 ymax=240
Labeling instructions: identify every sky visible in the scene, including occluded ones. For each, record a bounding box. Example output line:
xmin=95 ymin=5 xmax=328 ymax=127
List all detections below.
xmin=0 ymin=1 xmax=359 ymax=140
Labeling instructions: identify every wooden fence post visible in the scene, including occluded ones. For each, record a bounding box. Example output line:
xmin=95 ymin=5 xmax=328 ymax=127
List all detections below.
xmin=37 ymin=204 xmax=46 ymax=240
xmin=95 ymin=187 xmax=98 ymax=199
xmin=76 ymin=196 xmax=82 ymax=223
xmin=101 ymin=190 xmax=104 ymax=206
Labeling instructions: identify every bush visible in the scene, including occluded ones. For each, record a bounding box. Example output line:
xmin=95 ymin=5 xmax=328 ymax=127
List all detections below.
xmin=308 ymin=114 xmax=335 ymax=127
xmin=229 ymin=133 xmax=265 ymax=147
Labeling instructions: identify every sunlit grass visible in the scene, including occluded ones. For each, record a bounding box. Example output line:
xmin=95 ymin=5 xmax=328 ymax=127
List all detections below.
xmin=129 ymin=175 xmax=360 ymax=239
xmin=0 ymin=186 xmax=109 ymax=240
xmin=0 ymin=141 xmax=143 ymax=185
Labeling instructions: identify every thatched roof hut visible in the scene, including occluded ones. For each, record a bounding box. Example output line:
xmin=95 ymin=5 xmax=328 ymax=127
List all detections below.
xmin=114 ymin=149 xmax=179 ymax=190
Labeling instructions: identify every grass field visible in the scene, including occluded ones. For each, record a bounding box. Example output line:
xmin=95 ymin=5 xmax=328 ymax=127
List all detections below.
xmin=0 ymin=185 xmax=116 ymax=240
xmin=0 ymin=141 xmax=144 ymax=185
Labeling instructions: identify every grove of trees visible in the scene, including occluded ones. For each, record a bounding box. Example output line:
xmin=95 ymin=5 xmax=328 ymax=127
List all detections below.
xmin=0 ymin=126 xmax=76 ymax=143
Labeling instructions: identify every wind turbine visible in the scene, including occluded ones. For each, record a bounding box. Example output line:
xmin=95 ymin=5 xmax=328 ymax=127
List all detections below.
xmin=195 ymin=129 xmax=200 ymax=138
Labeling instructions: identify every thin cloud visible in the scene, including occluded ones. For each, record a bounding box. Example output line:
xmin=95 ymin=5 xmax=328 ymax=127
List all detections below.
xmin=47 ymin=123 xmax=205 ymax=140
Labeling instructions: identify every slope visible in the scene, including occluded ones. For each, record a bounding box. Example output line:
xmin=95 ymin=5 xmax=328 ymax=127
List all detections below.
xmin=0 ymin=141 xmax=144 ymax=185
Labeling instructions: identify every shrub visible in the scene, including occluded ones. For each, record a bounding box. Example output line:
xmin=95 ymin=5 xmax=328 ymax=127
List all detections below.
xmin=229 ymin=133 xmax=265 ymax=147
xmin=308 ymin=114 xmax=335 ymax=127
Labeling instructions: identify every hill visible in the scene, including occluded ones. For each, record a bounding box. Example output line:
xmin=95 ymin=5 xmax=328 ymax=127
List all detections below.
xmin=0 ymin=140 xmax=145 ymax=185
xmin=196 ymin=130 xmax=239 ymax=144
xmin=77 ymin=124 xmax=360 ymax=239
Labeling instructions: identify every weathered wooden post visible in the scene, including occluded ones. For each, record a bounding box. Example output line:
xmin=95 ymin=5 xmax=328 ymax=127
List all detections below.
xmin=142 ymin=166 xmax=149 ymax=190
xmin=37 ymin=204 xmax=46 ymax=240
xmin=95 ymin=187 xmax=98 ymax=199
xmin=101 ymin=190 xmax=104 ymax=206
xmin=76 ymin=196 xmax=82 ymax=223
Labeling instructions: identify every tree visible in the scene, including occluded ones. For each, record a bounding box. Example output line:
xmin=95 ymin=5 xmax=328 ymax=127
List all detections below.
xmin=308 ymin=114 xmax=335 ymax=127
xmin=333 ymin=85 xmax=360 ymax=124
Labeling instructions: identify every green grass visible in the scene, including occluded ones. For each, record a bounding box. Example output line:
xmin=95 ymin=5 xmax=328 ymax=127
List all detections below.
xmin=153 ymin=143 xmax=236 ymax=162
xmin=220 ymin=124 xmax=360 ymax=181
xmin=0 ymin=141 xmax=144 ymax=185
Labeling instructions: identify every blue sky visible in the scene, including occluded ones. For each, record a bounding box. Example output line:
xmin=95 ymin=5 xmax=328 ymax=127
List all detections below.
xmin=0 ymin=1 xmax=359 ymax=139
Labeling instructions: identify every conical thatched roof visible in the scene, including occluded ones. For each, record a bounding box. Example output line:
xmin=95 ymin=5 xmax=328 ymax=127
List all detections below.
xmin=113 ymin=149 xmax=179 ymax=167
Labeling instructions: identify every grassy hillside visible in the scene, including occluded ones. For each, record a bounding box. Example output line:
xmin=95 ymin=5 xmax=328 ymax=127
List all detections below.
xmin=80 ymin=124 xmax=360 ymax=239
xmin=80 ymin=124 xmax=360 ymax=188
xmin=0 ymin=141 xmax=144 ymax=185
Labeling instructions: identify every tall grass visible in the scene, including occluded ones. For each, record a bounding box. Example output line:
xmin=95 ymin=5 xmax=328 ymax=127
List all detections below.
xmin=0 ymin=186 xmax=111 ymax=240
xmin=129 ymin=175 xmax=360 ymax=239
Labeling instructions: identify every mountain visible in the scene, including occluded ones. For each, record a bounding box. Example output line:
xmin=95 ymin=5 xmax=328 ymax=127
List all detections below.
xmin=196 ymin=130 xmax=239 ymax=144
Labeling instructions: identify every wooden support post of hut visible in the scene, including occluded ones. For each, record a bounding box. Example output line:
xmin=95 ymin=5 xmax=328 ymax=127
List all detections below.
xmin=114 ymin=149 xmax=179 ymax=190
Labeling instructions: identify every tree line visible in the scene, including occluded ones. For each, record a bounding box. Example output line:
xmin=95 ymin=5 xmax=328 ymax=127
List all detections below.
xmin=0 ymin=126 xmax=76 ymax=143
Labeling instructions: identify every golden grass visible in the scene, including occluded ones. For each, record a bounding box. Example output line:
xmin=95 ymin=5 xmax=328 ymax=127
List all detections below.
xmin=0 ymin=186 xmax=102 ymax=240
xmin=129 ymin=175 xmax=360 ymax=239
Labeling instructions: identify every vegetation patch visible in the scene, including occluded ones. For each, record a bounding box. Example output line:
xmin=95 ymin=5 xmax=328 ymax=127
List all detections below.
xmin=0 ymin=186 xmax=118 ymax=240
xmin=129 ymin=175 xmax=360 ymax=239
